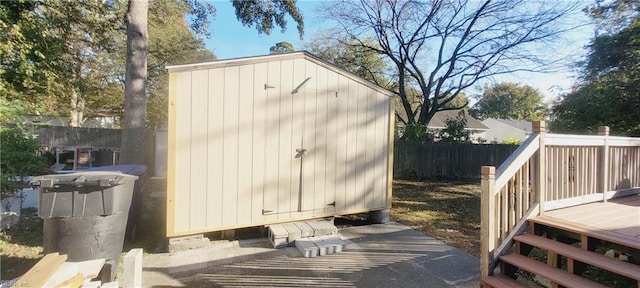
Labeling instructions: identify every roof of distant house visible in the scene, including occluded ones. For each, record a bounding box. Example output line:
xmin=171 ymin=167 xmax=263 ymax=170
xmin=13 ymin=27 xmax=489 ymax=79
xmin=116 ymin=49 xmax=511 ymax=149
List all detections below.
xmin=396 ymin=108 xmax=488 ymax=130
xmin=491 ymin=118 xmax=533 ymax=133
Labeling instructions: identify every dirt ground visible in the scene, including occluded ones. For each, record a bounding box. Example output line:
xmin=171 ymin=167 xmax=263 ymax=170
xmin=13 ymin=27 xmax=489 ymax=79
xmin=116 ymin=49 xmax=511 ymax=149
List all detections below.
xmin=390 ymin=180 xmax=481 ymax=257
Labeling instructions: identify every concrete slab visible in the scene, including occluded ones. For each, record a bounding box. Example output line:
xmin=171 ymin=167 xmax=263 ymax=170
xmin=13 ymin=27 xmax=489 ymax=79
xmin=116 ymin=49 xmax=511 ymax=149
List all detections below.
xmin=143 ymin=222 xmax=479 ymax=287
xmin=295 ymin=238 xmax=320 ymax=258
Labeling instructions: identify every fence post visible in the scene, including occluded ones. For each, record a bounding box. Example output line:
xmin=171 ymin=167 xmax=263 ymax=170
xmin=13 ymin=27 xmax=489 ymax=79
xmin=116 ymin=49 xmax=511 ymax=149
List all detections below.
xmin=533 ymin=121 xmax=546 ymax=214
xmin=480 ymin=166 xmax=496 ymax=278
xmin=598 ymin=126 xmax=610 ymax=202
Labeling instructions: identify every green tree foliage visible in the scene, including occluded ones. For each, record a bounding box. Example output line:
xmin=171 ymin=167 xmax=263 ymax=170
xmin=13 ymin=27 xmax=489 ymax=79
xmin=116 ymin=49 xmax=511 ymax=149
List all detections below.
xmin=437 ymin=111 xmax=473 ymax=143
xmin=303 ymin=35 xmax=391 ymax=88
xmin=1 ymin=0 xmax=215 ymax=128
xmin=232 ymin=0 xmax=304 ymax=39
xmin=270 ymin=41 xmax=295 ymax=54
xmin=0 ymin=98 xmax=47 ymax=200
xmin=471 ymin=82 xmax=547 ymax=121
xmin=551 ymin=2 xmax=640 ymax=135
xmin=324 ymin=0 xmax=577 ymax=126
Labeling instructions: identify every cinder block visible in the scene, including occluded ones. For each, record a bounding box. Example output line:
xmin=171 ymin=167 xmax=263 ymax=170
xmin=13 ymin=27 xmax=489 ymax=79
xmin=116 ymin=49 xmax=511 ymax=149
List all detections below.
xmin=295 ymin=238 xmax=319 ymax=258
xmin=168 ymin=235 xmax=210 ymax=253
xmin=282 ymin=222 xmax=302 ymax=243
xmin=294 ymin=222 xmax=314 ymax=237
xmin=308 ymin=237 xmax=329 ymax=256
xmin=319 ymin=235 xmax=347 ymax=253
xmin=306 ymin=220 xmax=337 ymax=237
xmin=268 ymin=224 xmax=289 ymax=248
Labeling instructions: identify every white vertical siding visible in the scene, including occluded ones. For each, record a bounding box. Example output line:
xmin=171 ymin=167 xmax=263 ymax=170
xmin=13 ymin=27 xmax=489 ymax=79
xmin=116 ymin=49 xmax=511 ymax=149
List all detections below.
xmin=314 ymin=66 xmax=328 ymax=214
xmin=189 ymin=70 xmax=209 ymax=230
xmin=263 ymin=61 xmax=280 ymax=222
xmin=290 ymin=59 xmax=307 ymax=217
xmin=222 ymin=66 xmax=240 ymax=226
xmin=206 ymin=68 xmax=225 ymax=228
xmin=278 ymin=59 xmax=294 ymax=220
xmin=237 ymin=64 xmax=254 ymax=225
xmin=325 ymin=68 xmax=339 ymax=214
xmin=302 ymin=60 xmax=317 ymax=217
xmin=174 ymin=72 xmax=192 ymax=233
xmin=251 ymin=63 xmax=268 ymax=224
xmin=168 ymin=54 xmax=392 ymax=236
xmin=334 ymin=75 xmax=350 ymax=212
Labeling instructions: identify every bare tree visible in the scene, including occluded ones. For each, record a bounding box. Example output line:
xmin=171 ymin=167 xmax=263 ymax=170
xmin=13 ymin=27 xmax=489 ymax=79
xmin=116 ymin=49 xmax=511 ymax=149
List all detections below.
xmin=120 ymin=0 xmax=148 ymax=165
xmin=325 ymin=0 xmax=579 ymax=125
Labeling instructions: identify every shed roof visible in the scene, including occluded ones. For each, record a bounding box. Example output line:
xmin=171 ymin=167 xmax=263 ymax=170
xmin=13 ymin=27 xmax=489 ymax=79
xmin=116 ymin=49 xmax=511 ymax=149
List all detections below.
xmin=166 ymin=51 xmax=394 ymax=98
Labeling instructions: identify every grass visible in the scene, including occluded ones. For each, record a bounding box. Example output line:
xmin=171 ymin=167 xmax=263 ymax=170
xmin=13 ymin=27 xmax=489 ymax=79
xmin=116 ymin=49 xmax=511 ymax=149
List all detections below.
xmin=390 ymin=179 xmax=481 ymax=257
xmin=0 ymin=209 xmax=43 ymax=280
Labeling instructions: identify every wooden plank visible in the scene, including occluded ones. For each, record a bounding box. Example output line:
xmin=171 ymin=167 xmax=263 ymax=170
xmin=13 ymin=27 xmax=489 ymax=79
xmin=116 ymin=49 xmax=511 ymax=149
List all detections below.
xmin=515 ymin=234 xmax=640 ymax=280
xmin=500 ymin=254 xmax=607 ymax=288
xmin=189 ymin=69 xmax=209 ymax=230
xmin=207 ymin=68 xmax=225 ymax=228
xmin=344 ymin=78 xmax=358 ymax=211
xmin=13 ymin=252 xmax=67 ymax=288
xmin=167 ymin=73 xmax=178 ymax=236
xmin=43 ymin=262 xmax=78 ymax=288
xmin=313 ymin=65 xmax=328 ymax=214
xmin=251 ymin=63 xmax=268 ymax=223
xmin=123 ymin=248 xmax=143 ymax=288
xmin=334 ymin=75 xmax=349 ymax=212
xmin=481 ymin=274 xmax=526 ymax=288
xmin=76 ymin=259 xmax=105 ymax=279
xmin=354 ymin=82 xmax=368 ymax=210
xmin=363 ymin=87 xmax=376 ymax=209
xmin=222 ymin=66 xmax=240 ymax=226
xmin=290 ymin=58 xmax=306 ymax=217
xmin=324 ymin=68 xmax=338 ymax=214
xmin=58 ymin=273 xmax=84 ymax=288
xmin=532 ymin=215 xmax=640 ymax=250
xmin=173 ymin=71 xmax=193 ymax=234
xmin=278 ymin=59 xmax=294 ymax=219
xmin=237 ymin=64 xmax=255 ymax=225
xmin=385 ymin=96 xmax=394 ymax=209
xmin=264 ymin=61 xmax=282 ymax=221
xmin=300 ymin=60 xmax=316 ymax=217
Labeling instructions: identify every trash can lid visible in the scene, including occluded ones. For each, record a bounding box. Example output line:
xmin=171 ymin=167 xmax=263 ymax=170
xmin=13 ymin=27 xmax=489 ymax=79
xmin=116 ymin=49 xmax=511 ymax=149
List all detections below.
xmin=31 ymin=171 xmax=138 ymax=189
xmin=84 ymin=165 xmax=147 ymax=176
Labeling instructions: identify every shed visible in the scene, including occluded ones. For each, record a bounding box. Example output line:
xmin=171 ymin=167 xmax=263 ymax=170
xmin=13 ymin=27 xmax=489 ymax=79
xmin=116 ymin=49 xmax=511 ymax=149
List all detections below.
xmin=165 ymin=52 xmax=394 ymax=237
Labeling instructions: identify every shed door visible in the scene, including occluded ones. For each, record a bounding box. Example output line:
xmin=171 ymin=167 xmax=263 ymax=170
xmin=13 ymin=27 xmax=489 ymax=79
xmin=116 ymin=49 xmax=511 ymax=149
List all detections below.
xmin=261 ymin=78 xmax=337 ymax=219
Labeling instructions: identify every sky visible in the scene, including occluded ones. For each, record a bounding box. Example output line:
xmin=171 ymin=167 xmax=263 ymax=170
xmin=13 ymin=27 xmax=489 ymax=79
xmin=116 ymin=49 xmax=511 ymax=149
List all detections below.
xmin=203 ymin=1 xmax=595 ymax=101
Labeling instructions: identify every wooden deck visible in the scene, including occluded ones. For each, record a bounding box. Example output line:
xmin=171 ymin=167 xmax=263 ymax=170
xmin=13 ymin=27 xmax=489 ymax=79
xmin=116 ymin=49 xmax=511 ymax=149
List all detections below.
xmin=543 ymin=195 xmax=640 ymax=248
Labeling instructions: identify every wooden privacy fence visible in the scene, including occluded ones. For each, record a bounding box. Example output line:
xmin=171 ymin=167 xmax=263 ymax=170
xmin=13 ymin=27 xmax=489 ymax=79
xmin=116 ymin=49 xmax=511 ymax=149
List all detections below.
xmin=31 ymin=126 xmax=121 ymax=148
xmin=394 ymin=141 xmax=518 ymax=180
xmin=480 ymin=122 xmax=640 ymax=277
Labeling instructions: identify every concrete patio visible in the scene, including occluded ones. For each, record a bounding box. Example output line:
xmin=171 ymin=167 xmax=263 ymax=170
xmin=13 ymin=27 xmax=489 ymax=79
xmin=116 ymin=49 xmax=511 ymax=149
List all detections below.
xmin=142 ymin=222 xmax=479 ymax=287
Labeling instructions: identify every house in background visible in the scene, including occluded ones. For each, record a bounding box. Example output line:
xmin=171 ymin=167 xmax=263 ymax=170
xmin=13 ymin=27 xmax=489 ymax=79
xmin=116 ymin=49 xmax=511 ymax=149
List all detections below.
xmin=481 ymin=118 xmax=532 ymax=143
xmin=396 ymin=109 xmax=489 ymax=143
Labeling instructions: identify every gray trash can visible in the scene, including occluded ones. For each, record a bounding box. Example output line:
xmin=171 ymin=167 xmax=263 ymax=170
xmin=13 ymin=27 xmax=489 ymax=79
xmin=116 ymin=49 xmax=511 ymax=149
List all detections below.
xmin=32 ymin=171 xmax=138 ymax=279
xmin=82 ymin=165 xmax=147 ymax=241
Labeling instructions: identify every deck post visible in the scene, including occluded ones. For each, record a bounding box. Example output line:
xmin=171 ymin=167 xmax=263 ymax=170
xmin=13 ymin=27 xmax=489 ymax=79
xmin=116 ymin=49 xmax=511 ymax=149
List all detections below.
xmin=533 ymin=121 xmax=546 ymax=214
xmin=480 ymin=166 xmax=496 ymax=278
xmin=598 ymin=126 xmax=610 ymax=203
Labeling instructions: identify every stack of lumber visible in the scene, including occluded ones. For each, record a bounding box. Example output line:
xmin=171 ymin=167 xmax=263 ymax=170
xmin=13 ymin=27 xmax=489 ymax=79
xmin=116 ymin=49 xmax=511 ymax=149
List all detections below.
xmin=11 ymin=249 xmax=143 ymax=288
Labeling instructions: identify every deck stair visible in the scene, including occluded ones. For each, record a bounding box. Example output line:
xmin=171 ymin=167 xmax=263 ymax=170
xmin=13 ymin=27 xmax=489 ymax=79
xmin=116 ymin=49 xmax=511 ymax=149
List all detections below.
xmin=482 ymin=217 xmax=640 ymax=288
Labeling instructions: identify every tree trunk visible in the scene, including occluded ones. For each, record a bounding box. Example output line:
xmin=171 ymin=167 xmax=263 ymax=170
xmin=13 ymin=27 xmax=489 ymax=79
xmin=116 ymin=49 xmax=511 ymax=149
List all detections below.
xmin=69 ymin=90 xmax=84 ymax=127
xmin=120 ymin=0 xmax=148 ymax=165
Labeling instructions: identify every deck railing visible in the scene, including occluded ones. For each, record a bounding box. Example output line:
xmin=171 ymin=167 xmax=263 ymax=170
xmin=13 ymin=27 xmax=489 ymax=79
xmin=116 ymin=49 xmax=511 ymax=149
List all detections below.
xmin=480 ymin=121 xmax=640 ymax=277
